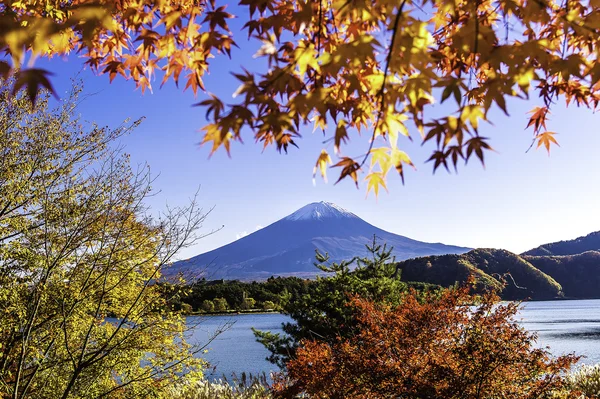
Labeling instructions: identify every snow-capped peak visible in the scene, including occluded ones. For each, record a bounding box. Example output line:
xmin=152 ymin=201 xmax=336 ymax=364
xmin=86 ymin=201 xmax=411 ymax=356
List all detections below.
xmin=284 ymin=201 xmax=358 ymax=221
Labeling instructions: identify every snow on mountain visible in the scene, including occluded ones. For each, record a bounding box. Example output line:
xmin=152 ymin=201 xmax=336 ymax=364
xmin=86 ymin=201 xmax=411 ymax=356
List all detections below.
xmin=166 ymin=202 xmax=471 ymax=281
xmin=284 ymin=201 xmax=358 ymax=221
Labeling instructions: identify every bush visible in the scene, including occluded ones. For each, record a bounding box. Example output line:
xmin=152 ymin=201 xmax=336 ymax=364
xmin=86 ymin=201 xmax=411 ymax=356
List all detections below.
xmin=262 ymin=301 xmax=276 ymax=310
xmin=180 ymin=303 xmax=193 ymax=314
xmin=241 ymin=297 xmax=256 ymax=310
xmin=214 ymin=297 xmax=229 ymax=312
xmin=275 ymin=286 xmax=579 ymax=399
xmin=201 ymin=299 xmax=215 ymax=313
xmin=566 ymin=364 xmax=600 ymax=397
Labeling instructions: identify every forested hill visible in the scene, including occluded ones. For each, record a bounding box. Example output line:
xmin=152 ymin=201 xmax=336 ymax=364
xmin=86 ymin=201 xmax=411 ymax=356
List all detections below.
xmin=522 ymin=231 xmax=600 ymax=256
xmin=396 ymin=249 xmax=563 ymax=300
xmin=397 ymin=239 xmax=600 ymax=300
xmin=524 ymin=251 xmax=600 ymax=299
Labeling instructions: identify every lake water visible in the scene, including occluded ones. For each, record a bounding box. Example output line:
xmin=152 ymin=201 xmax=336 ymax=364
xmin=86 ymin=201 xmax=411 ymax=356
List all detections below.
xmin=188 ymin=299 xmax=600 ymax=380
xmin=519 ymin=299 xmax=600 ymax=364
xmin=186 ymin=313 xmax=289 ymax=380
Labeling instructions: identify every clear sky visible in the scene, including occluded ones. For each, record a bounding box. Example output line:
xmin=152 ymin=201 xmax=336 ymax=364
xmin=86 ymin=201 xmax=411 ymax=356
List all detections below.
xmin=36 ymin=13 xmax=600 ymax=259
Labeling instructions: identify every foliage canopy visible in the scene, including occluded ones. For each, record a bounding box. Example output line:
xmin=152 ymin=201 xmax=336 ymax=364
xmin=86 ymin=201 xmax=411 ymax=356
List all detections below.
xmin=275 ymin=287 xmax=579 ymax=399
xmin=2 ymin=0 xmax=600 ymax=192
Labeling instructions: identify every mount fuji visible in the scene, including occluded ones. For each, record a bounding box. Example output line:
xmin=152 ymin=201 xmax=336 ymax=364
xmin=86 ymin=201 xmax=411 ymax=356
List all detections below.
xmin=167 ymin=202 xmax=471 ymax=281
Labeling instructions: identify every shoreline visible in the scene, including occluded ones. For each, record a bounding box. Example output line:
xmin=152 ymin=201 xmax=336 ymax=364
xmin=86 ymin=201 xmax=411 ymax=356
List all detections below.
xmin=184 ymin=309 xmax=281 ymax=316
xmin=183 ymin=297 xmax=600 ymax=316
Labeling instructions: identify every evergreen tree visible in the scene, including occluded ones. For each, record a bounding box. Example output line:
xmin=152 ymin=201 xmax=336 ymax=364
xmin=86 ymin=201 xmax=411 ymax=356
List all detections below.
xmin=254 ymin=237 xmax=426 ymax=368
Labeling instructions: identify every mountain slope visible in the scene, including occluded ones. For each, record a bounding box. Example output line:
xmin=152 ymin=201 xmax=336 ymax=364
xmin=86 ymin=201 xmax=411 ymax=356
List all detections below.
xmin=522 ymin=231 xmax=600 ymax=256
xmin=397 ymin=253 xmax=504 ymax=293
xmin=167 ymin=202 xmax=471 ymax=280
xmin=524 ymin=251 xmax=600 ymax=298
xmin=397 ymin=249 xmax=563 ymax=300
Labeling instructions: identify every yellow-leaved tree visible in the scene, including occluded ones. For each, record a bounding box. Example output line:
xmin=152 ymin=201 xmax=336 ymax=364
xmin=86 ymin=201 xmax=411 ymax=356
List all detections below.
xmin=1 ymin=0 xmax=600 ymax=192
xmin=0 ymin=81 xmax=209 ymax=399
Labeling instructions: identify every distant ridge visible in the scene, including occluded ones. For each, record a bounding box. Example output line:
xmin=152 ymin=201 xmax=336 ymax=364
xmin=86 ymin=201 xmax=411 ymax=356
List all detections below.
xmin=519 ymin=229 xmax=600 ymax=299
xmin=397 ymin=248 xmax=563 ymax=300
xmin=397 ymin=230 xmax=600 ymax=300
xmin=522 ymin=231 xmax=600 ymax=256
xmin=524 ymin=251 xmax=600 ymax=298
xmin=166 ymin=201 xmax=471 ymax=281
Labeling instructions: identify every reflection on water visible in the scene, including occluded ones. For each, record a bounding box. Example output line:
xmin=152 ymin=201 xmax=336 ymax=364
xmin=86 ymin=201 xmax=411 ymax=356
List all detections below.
xmin=187 ymin=299 xmax=600 ymax=380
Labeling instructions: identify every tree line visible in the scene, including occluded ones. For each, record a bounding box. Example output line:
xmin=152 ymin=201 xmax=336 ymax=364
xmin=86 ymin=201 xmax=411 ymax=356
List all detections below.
xmin=160 ymin=276 xmax=312 ymax=314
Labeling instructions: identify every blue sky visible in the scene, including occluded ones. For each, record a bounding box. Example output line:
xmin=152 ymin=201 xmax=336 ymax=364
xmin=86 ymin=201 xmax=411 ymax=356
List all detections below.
xmin=36 ymin=15 xmax=600 ymax=259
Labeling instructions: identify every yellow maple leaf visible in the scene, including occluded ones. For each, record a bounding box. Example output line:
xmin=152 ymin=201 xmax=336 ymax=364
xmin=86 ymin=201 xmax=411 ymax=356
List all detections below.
xmin=365 ymin=172 xmax=388 ymax=198
xmin=313 ymin=149 xmax=333 ymax=182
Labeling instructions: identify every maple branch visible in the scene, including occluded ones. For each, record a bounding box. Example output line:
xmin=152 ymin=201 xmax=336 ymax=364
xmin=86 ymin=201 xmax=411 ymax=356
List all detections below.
xmin=317 ymin=0 xmax=323 ymax=54
xmin=525 ymin=137 xmax=537 ymax=153
xmin=336 ymin=0 xmax=353 ymax=14
xmin=358 ymin=0 xmax=407 ymax=169
xmin=329 ymin=5 xmax=339 ymax=36
xmin=560 ymin=0 xmax=568 ymax=59
xmin=316 ymin=0 xmax=326 ymax=89
xmin=464 ymin=0 xmax=480 ymax=126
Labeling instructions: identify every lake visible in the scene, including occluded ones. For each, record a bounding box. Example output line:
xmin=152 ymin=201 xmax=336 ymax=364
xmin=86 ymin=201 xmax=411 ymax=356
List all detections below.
xmin=187 ymin=312 xmax=288 ymax=380
xmin=188 ymin=299 xmax=600 ymax=380
xmin=518 ymin=299 xmax=600 ymax=364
